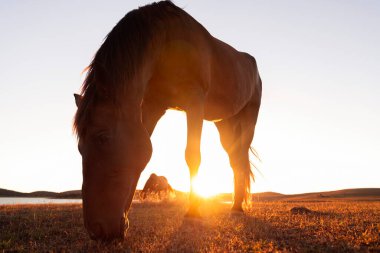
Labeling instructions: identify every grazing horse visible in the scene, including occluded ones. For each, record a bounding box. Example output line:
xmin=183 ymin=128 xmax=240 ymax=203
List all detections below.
xmin=140 ymin=173 xmax=174 ymax=199
xmin=74 ymin=1 xmax=262 ymax=241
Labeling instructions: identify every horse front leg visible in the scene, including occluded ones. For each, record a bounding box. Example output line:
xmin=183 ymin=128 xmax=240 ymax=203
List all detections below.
xmin=185 ymin=102 xmax=204 ymax=218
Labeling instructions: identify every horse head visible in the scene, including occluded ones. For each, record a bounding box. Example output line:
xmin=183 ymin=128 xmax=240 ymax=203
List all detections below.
xmin=74 ymin=94 xmax=152 ymax=241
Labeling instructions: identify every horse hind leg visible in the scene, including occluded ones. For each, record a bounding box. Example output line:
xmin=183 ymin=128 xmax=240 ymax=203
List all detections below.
xmin=215 ymin=100 xmax=259 ymax=213
xmin=184 ymin=100 xmax=204 ymax=218
xmin=216 ymin=123 xmax=252 ymax=213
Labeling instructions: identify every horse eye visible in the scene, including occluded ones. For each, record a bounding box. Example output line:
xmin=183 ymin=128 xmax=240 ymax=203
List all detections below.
xmin=95 ymin=132 xmax=111 ymax=145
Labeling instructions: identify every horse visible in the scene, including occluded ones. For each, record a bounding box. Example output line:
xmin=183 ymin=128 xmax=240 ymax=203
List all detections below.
xmin=140 ymin=173 xmax=174 ymax=199
xmin=73 ymin=1 xmax=262 ymax=241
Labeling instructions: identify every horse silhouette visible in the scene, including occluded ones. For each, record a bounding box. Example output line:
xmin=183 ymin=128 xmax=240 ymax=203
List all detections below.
xmin=74 ymin=1 xmax=262 ymax=241
xmin=140 ymin=173 xmax=174 ymax=199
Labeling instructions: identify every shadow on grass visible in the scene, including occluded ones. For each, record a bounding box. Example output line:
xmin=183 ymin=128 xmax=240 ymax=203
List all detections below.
xmin=164 ymin=205 xmax=356 ymax=252
xmin=235 ymin=215 xmax=354 ymax=252
xmin=164 ymin=217 xmax=214 ymax=252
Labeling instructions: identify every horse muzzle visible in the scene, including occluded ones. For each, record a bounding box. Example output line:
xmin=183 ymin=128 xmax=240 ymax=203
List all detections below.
xmin=86 ymin=216 xmax=129 ymax=241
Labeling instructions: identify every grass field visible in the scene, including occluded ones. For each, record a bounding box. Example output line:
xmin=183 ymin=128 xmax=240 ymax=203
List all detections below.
xmin=1 ymin=198 xmax=379 ymax=252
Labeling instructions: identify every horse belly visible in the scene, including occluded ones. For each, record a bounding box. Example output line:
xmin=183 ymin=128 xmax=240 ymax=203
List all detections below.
xmin=204 ymin=54 xmax=254 ymax=121
xmin=204 ymin=83 xmax=252 ymax=121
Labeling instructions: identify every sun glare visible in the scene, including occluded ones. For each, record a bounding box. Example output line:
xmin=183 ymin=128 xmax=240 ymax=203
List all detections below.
xmin=140 ymin=110 xmax=241 ymax=196
xmin=192 ymin=175 xmax=220 ymax=198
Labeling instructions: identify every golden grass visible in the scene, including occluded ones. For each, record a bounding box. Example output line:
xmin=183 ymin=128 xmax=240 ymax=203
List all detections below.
xmin=0 ymin=200 xmax=379 ymax=252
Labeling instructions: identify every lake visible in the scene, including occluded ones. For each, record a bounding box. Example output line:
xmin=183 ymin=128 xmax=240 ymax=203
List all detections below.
xmin=0 ymin=197 xmax=82 ymax=205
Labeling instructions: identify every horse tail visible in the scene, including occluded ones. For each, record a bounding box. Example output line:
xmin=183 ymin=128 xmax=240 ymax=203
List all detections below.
xmin=244 ymin=146 xmax=262 ymax=202
xmin=244 ymin=160 xmax=254 ymax=203
xmin=249 ymin=146 xmax=262 ymax=175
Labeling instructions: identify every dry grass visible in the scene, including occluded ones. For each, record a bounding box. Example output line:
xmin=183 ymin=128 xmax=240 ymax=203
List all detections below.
xmin=1 ymin=199 xmax=379 ymax=252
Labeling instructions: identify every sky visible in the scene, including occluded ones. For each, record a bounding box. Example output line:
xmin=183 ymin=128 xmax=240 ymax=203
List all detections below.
xmin=0 ymin=0 xmax=379 ymax=195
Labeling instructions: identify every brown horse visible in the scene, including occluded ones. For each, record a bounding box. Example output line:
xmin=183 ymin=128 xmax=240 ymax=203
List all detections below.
xmin=74 ymin=1 xmax=262 ymax=241
xmin=140 ymin=173 xmax=174 ymax=199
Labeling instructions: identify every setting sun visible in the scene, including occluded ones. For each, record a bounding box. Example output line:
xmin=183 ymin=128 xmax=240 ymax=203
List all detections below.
xmin=192 ymin=175 xmax=220 ymax=198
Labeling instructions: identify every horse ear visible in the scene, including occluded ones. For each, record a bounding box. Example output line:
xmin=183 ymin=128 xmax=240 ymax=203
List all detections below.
xmin=74 ymin=94 xmax=82 ymax=107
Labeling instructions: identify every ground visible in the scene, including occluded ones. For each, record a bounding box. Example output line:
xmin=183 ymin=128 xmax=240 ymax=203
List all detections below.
xmin=0 ymin=198 xmax=379 ymax=252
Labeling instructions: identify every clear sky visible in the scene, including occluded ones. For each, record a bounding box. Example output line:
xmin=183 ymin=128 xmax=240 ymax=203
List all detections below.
xmin=0 ymin=0 xmax=379 ymax=195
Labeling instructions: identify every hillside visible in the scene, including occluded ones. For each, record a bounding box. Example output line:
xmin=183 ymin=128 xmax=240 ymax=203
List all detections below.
xmin=214 ymin=189 xmax=380 ymax=202
xmin=265 ymin=188 xmax=380 ymax=202
xmin=0 ymin=188 xmax=28 ymax=197
xmin=0 ymin=188 xmax=81 ymax=199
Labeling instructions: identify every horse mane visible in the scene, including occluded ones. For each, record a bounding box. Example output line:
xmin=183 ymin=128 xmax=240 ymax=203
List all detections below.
xmin=73 ymin=1 xmax=186 ymax=138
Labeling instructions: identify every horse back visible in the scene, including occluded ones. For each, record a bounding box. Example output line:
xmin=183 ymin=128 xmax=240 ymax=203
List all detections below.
xmin=204 ymin=37 xmax=260 ymax=120
xmin=145 ymin=7 xmax=260 ymax=121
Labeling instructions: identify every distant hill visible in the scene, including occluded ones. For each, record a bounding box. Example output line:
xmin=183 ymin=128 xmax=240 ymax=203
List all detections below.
xmin=215 ymin=188 xmax=380 ymax=202
xmin=0 ymin=188 xmax=82 ymax=199
xmin=28 ymin=191 xmax=59 ymax=198
xmin=55 ymin=190 xmax=82 ymax=199
xmin=0 ymin=188 xmax=28 ymax=197
xmin=276 ymin=188 xmax=380 ymax=202
xmin=252 ymin=192 xmax=286 ymax=201
xmin=1 ymin=188 xmax=379 ymax=201
xmin=216 ymin=192 xmax=286 ymax=202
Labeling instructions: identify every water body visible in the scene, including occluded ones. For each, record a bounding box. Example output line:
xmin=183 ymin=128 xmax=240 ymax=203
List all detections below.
xmin=0 ymin=197 xmax=82 ymax=205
